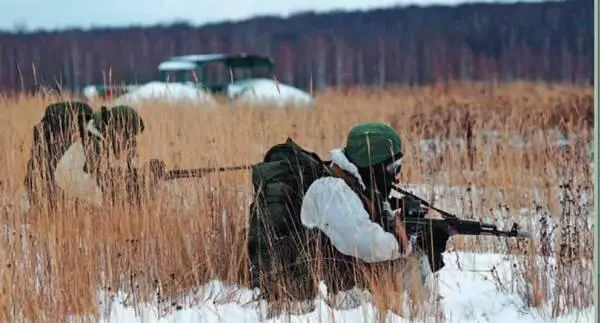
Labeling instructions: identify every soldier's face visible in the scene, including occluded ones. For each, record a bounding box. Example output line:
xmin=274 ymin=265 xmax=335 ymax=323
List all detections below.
xmin=385 ymin=158 xmax=402 ymax=182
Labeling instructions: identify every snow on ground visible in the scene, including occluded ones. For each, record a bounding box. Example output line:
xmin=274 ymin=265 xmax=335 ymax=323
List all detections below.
xmin=227 ymin=78 xmax=315 ymax=107
xmin=110 ymin=79 xmax=314 ymax=108
xmin=113 ymin=82 xmax=216 ymax=106
xmin=418 ymin=129 xmax=591 ymax=158
xmin=98 ymin=251 xmax=593 ymax=323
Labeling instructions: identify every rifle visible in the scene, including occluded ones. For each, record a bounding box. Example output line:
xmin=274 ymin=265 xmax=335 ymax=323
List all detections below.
xmin=141 ymin=159 xmax=253 ymax=182
xmin=391 ymin=184 xmax=532 ymax=239
xmin=153 ymin=161 xmax=532 ymax=239
xmin=162 ymin=165 xmax=253 ymax=181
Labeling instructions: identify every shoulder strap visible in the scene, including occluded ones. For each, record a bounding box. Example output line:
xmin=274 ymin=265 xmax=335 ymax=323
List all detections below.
xmin=330 ymin=164 xmax=375 ymax=218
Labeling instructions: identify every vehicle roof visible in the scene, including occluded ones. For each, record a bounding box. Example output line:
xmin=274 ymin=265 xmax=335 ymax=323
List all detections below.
xmin=158 ymin=53 xmax=274 ymax=71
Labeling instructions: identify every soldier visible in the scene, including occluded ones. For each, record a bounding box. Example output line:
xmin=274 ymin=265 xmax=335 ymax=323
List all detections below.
xmin=19 ymin=101 xmax=95 ymax=214
xmin=19 ymin=103 xmax=164 ymax=214
xmin=247 ymin=122 xmax=440 ymax=317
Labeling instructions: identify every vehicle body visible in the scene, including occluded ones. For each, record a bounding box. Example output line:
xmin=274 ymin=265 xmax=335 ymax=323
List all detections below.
xmin=83 ymin=53 xmax=314 ymax=107
xmin=157 ymin=53 xmax=274 ymax=93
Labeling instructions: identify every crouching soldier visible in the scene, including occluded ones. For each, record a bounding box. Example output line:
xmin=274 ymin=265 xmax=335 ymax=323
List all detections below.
xmin=247 ymin=122 xmax=441 ymax=317
xmin=19 ymin=101 xmax=95 ymax=214
xmin=19 ymin=102 xmax=165 ymax=214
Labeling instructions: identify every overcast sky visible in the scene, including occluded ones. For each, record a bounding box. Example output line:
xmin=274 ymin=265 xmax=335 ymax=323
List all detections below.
xmin=1 ymin=0 xmax=546 ymax=31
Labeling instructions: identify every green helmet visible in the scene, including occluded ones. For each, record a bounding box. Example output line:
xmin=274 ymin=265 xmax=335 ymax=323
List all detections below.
xmin=344 ymin=122 xmax=402 ymax=168
xmin=44 ymin=101 xmax=94 ymax=121
xmin=41 ymin=101 xmax=95 ymax=138
xmin=93 ymin=105 xmax=145 ymax=137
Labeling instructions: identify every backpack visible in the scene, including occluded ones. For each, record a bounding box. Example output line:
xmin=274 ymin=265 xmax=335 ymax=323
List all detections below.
xmin=246 ymin=138 xmax=335 ymax=299
xmin=247 ymin=138 xmax=331 ymax=253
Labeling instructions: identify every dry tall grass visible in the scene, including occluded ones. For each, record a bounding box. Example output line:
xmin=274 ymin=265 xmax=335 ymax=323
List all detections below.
xmin=0 ymin=81 xmax=593 ymax=322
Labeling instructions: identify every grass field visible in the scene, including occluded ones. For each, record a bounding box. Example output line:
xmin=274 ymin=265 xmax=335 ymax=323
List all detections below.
xmin=0 ymin=81 xmax=594 ymax=322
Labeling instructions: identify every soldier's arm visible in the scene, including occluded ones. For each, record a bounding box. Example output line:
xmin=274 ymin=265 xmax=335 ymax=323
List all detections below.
xmin=300 ymin=177 xmax=403 ymax=263
xmin=54 ymin=140 xmax=103 ymax=207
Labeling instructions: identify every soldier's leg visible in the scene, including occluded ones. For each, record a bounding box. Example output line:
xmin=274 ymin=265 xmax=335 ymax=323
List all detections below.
xmin=344 ymin=261 xmax=406 ymax=320
xmin=402 ymin=247 xmax=445 ymax=320
xmin=322 ymin=256 xmax=371 ymax=311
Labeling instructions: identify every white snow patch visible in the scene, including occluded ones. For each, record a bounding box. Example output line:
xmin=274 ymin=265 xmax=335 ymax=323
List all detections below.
xmin=227 ymin=78 xmax=314 ymax=107
xmin=110 ymin=79 xmax=313 ymax=108
xmin=83 ymin=85 xmax=99 ymax=99
xmin=113 ymin=81 xmax=216 ymax=106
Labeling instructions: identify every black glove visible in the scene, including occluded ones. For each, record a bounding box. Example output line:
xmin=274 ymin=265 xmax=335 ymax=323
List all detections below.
xmin=144 ymin=158 xmax=166 ymax=186
xmin=124 ymin=159 xmax=165 ymax=205
xmin=396 ymin=196 xmax=450 ymax=272
xmin=98 ymin=166 xmax=125 ymax=189
xmin=381 ymin=195 xmax=425 ymax=233
xmin=419 ymin=225 xmax=451 ymax=272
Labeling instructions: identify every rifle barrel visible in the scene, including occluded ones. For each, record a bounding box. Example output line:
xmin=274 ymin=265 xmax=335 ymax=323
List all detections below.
xmin=390 ymin=185 xmax=532 ymax=240
xmin=163 ymin=165 xmax=253 ymax=181
xmin=402 ymin=217 xmax=528 ymax=238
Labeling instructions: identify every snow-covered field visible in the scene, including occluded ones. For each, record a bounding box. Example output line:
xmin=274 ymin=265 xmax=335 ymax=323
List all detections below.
xmin=88 ymin=179 xmax=592 ymax=323
xmin=98 ymin=251 xmax=593 ymax=323
xmin=4 ymin=172 xmax=591 ymax=323
xmin=3 ymin=130 xmax=592 ymax=323
xmin=418 ymin=130 xmax=592 ymax=162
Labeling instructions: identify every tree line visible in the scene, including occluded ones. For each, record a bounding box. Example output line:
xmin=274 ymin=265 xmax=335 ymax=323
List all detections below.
xmin=0 ymin=0 xmax=592 ymax=94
